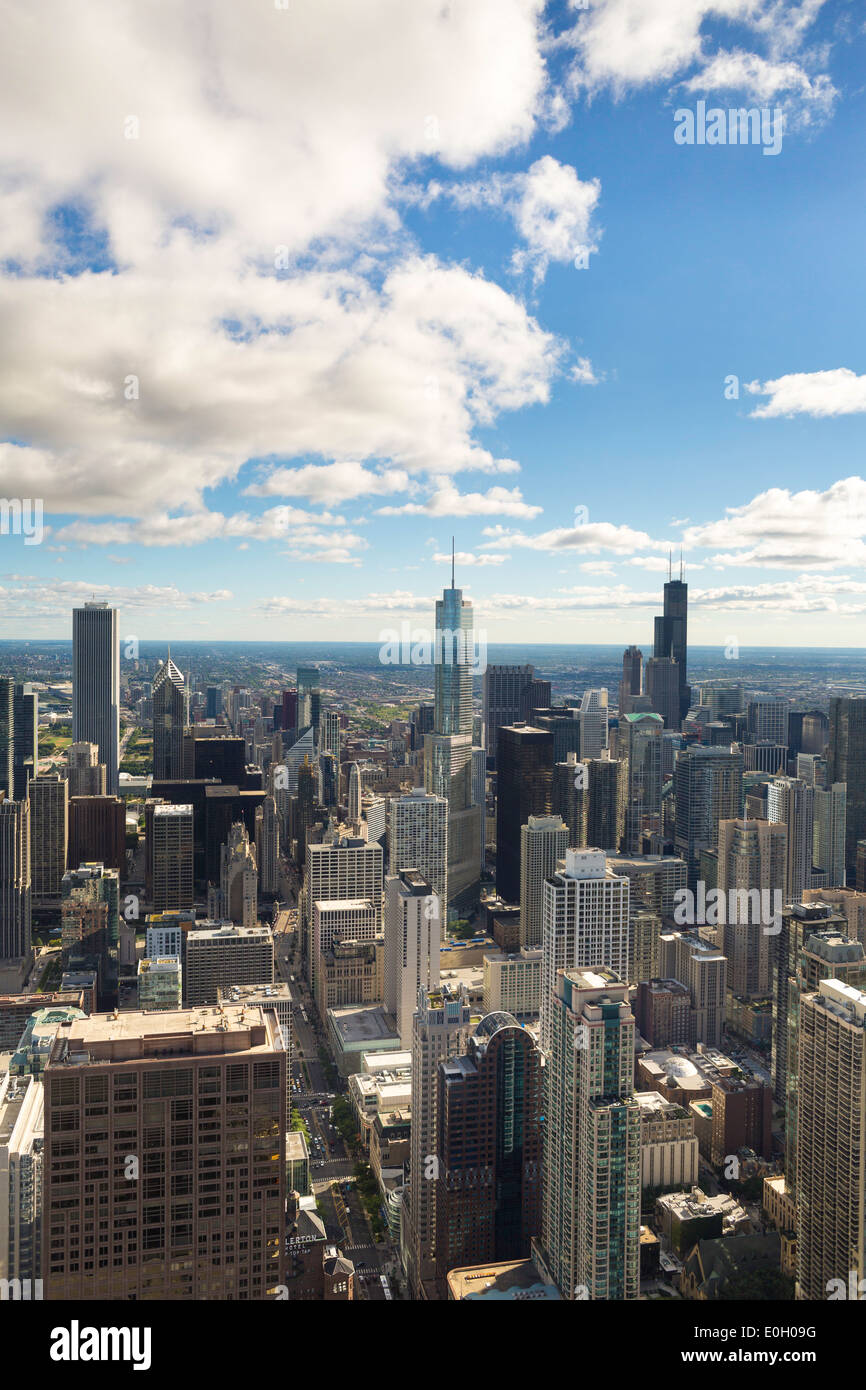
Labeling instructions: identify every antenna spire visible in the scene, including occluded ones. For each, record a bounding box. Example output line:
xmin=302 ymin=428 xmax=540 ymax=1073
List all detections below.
xmin=451 ymin=536 xmax=455 ymax=589
xmin=680 ymin=548 xmax=684 ymax=582
xmin=668 ymin=549 xmax=672 ymax=581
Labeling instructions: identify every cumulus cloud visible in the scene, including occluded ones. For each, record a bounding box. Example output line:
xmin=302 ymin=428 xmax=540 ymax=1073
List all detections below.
xmin=566 ymin=0 xmax=835 ymax=128
xmin=378 ymin=480 xmax=541 ymax=519
xmin=745 ymin=369 xmax=866 ymax=418
xmin=683 ymin=477 xmax=866 ymax=570
xmin=0 ymin=0 xmax=561 ymax=542
xmin=431 ymin=550 xmax=507 ymax=567
xmin=480 ymin=521 xmax=672 ymax=553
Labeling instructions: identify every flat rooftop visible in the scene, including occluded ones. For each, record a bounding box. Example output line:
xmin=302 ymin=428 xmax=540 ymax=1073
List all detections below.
xmin=45 ymin=1004 xmax=282 ymax=1066
xmin=329 ymin=1003 xmax=398 ymax=1047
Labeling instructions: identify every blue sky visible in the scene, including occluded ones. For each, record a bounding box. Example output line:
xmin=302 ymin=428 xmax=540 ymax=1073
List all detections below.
xmin=1 ymin=0 xmax=866 ymax=645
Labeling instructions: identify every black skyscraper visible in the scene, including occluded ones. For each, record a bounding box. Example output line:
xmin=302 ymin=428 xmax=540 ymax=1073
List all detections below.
xmin=495 ymin=725 xmax=553 ymax=903
xmin=653 ymin=563 xmax=689 ymax=721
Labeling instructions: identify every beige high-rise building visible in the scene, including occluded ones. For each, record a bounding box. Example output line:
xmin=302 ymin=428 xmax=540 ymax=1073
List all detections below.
xmin=210 ymin=821 xmax=257 ymax=927
xmin=796 ymin=978 xmax=866 ymax=1301
xmin=255 ymin=795 xmax=280 ymax=896
xmin=385 ymin=870 xmax=441 ymax=1048
xmin=185 ymin=924 xmax=274 ymax=1006
xmin=520 ymin=815 xmax=568 ymax=949
xmin=718 ymin=817 xmax=786 ymax=998
xmin=66 ymin=742 xmax=107 ymax=798
xmin=29 ymin=774 xmax=68 ymax=903
xmin=387 ymin=788 xmax=448 ymax=904
xmin=42 ymin=1005 xmax=286 ymax=1300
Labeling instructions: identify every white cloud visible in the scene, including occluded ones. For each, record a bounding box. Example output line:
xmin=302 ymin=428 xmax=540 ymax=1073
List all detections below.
xmin=0 ymin=0 xmax=563 ymax=525
xmin=683 ymin=477 xmax=866 ymax=569
xmin=566 ymin=0 xmax=834 ymax=127
xmin=480 ymin=520 xmax=671 ymax=553
xmin=245 ymin=462 xmax=410 ymax=504
xmin=570 ymin=356 xmax=603 ymax=385
xmin=378 ymin=480 xmax=541 ymax=519
xmin=510 ymin=156 xmax=601 ymax=282
xmin=746 ymin=368 xmax=866 ymax=418
xmin=432 ymin=550 xmax=507 ymax=567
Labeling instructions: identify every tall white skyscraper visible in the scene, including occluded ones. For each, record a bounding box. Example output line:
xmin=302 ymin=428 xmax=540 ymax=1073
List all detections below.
xmin=520 ymin=814 xmax=568 ymax=949
xmin=347 ymin=762 xmax=362 ymax=830
xmin=72 ymin=603 xmax=120 ymax=795
xmin=318 ymin=709 xmax=341 ymax=760
xmin=540 ymin=849 xmax=630 ymax=1050
xmin=388 ymin=788 xmax=448 ymax=904
xmin=578 ymin=688 xmax=609 ymax=760
xmin=385 ymin=870 xmax=441 ymax=1047
xmin=768 ymin=777 xmax=815 ymax=904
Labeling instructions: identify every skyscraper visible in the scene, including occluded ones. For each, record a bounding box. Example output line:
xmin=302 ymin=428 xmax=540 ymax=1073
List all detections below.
xmin=586 ymin=756 xmax=627 ymax=852
xmin=482 ymin=665 xmax=534 ymax=769
xmin=151 ymin=803 xmax=194 ymax=912
xmin=620 ymin=711 xmax=664 ymax=854
xmin=578 ymin=687 xmax=609 ymax=759
xmin=72 ymin=602 xmax=120 ymax=795
xmin=0 ymin=679 xmax=13 ymax=799
xmin=424 ymin=568 xmax=481 ymax=911
xmin=434 ymin=1013 xmax=542 ymax=1289
xmin=767 ymin=777 xmax=815 ymax=904
xmin=645 ymin=656 xmax=680 ymax=730
xmin=673 ymin=744 xmax=743 ymax=888
xmin=152 ymin=654 xmax=187 ymax=780
xmin=0 ymin=799 xmax=31 ymax=962
xmin=385 ymin=870 xmax=441 ymax=1048
xmin=387 ymin=788 xmax=448 ymax=903
xmin=347 ymin=762 xmax=362 ymax=831
xmin=404 ymin=983 xmax=471 ymax=1300
xmin=66 ymin=742 xmax=106 ymax=797
xmin=618 ymin=646 xmax=642 ymax=716
xmin=796 ymin=978 xmax=866 ymax=1301
xmin=829 ymin=696 xmax=866 ymax=880
xmin=42 ymin=1004 xmax=286 ymax=1300
xmin=318 ymin=709 xmax=340 ymax=760
xmin=12 ymin=682 xmax=37 ymax=802
xmin=717 ymin=817 xmax=786 ymax=998
xmin=653 ymin=566 xmax=689 ymax=721
xmin=813 ymin=781 xmax=847 ymax=888
xmin=495 ymin=725 xmax=553 ymax=904
xmin=255 ymin=794 xmax=280 ymax=896
xmin=539 ymin=967 xmax=640 ymax=1301
xmin=29 ymin=774 xmax=69 ymax=904
xmin=519 ymin=814 xmax=568 ymax=949
xmin=540 ymin=849 xmax=630 ymax=1049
